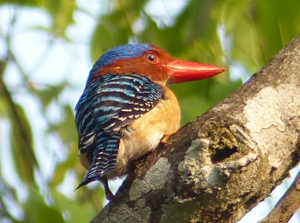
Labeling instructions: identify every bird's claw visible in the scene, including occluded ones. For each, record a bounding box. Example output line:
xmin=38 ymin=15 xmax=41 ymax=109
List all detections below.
xmin=100 ymin=177 xmax=115 ymax=201
xmin=161 ymin=135 xmax=172 ymax=145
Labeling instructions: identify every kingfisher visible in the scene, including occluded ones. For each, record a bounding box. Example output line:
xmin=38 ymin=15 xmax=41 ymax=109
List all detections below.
xmin=75 ymin=43 xmax=225 ymax=200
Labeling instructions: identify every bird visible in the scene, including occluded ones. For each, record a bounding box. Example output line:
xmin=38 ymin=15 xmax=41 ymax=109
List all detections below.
xmin=75 ymin=43 xmax=226 ymax=200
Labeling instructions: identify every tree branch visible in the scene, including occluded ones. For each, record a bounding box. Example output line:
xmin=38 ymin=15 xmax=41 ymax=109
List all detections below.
xmin=259 ymin=171 xmax=300 ymax=223
xmin=91 ymin=34 xmax=300 ymax=223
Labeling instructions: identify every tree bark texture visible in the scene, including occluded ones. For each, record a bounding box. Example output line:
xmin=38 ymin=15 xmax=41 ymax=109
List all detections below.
xmin=91 ymin=34 xmax=300 ymax=223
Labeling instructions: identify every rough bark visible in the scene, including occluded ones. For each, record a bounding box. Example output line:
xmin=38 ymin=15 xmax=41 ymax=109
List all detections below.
xmin=91 ymin=34 xmax=300 ymax=223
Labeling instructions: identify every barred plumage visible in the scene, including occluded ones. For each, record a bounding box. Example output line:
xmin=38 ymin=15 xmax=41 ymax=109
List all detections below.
xmin=75 ymin=43 xmax=225 ymax=200
xmin=75 ymin=74 xmax=164 ymax=188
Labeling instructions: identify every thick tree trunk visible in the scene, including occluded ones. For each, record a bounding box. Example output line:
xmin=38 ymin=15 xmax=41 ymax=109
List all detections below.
xmin=91 ymin=34 xmax=300 ymax=223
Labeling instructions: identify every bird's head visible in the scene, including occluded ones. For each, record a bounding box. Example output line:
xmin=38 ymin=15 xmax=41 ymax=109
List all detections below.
xmin=87 ymin=43 xmax=226 ymax=86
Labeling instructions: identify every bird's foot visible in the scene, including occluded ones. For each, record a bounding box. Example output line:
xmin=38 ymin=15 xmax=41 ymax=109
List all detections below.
xmin=100 ymin=177 xmax=115 ymax=200
xmin=105 ymin=189 xmax=115 ymax=200
xmin=161 ymin=135 xmax=172 ymax=145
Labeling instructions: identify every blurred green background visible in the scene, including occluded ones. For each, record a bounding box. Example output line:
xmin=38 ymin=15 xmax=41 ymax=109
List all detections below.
xmin=0 ymin=0 xmax=299 ymax=222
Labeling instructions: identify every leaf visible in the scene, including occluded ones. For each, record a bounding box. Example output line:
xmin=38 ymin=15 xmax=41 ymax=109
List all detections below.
xmin=90 ymin=11 xmax=132 ymax=61
xmin=139 ymin=13 xmax=184 ymax=53
xmin=222 ymin=0 xmax=262 ymax=73
xmin=272 ymin=0 xmax=300 ymax=45
xmin=50 ymin=148 xmax=77 ymax=187
xmin=49 ymin=104 xmax=77 ymax=145
xmin=254 ymin=0 xmax=283 ymax=62
xmin=0 ymin=94 xmax=7 ymax=118
xmin=254 ymin=0 xmax=300 ymax=61
xmin=90 ymin=0 xmax=148 ymax=61
xmin=208 ymin=78 xmax=242 ymax=105
xmin=46 ymin=103 xmax=80 ymax=187
xmin=175 ymin=0 xmax=217 ymax=42
xmin=172 ymin=78 xmax=242 ymax=124
xmin=222 ymin=0 xmax=300 ymax=73
xmin=138 ymin=13 xmax=164 ymax=46
xmin=0 ymin=0 xmax=44 ymax=7
xmin=9 ymin=103 xmax=37 ymax=185
xmin=0 ymin=0 xmax=75 ymax=38
xmin=43 ymin=0 xmax=76 ymax=38
xmin=30 ymin=82 xmax=68 ymax=111
xmin=23 ymin=187 xmax=65 ymax=223
xmin=50 ymin=189 xmax=98 ymax=223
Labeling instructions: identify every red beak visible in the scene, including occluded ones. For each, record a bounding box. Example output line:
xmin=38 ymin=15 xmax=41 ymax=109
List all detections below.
xmin=165 ymin=59 xmax=226 ymax=84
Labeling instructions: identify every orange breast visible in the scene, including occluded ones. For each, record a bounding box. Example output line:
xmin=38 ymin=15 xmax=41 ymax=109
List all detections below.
xmin=108 ymin=86 xmax=181 ymax=178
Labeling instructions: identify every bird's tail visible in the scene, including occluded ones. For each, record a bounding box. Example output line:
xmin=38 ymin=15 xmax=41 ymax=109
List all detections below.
xmin=75 ymin=133 xmax=120 ymax=191
xmin=74 ymin=176 xmax=99 ymax=191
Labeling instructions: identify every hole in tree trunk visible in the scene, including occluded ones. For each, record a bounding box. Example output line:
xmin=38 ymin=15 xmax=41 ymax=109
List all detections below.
xmin=211 ymin=146 xmax=238 ymax=163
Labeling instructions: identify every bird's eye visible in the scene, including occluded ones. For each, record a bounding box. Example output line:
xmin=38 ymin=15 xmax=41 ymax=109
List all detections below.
xmin=145 ymin=53 xmax=157 ymax=63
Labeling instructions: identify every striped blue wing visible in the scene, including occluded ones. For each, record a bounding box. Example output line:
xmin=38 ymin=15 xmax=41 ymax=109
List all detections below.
xmin=75 ymin=74 xmax=164 ymax=187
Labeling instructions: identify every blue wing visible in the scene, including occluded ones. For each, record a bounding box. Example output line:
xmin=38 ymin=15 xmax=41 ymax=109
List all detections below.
xmin=75 ymin=74 xmax=164 ymax=187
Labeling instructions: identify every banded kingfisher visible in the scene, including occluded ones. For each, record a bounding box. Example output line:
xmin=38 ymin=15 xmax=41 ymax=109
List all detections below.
xmin=75 ymin=43 xmax=225 ymax=200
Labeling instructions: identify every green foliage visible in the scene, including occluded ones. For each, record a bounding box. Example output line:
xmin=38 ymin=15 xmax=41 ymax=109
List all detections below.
xmin=0 ymin=0 xmax=43 ymax=7
xmin=30 ymin=82 xmax=68 ymax=111
xmin=91 ymin=11 xmax=132 ymax=60
xmin=1 ymin=0 xmax=75 ymax=37
xmin=9 ymin=103 xmax=36 ymax=185
xmin=44 ymin=0 xmax=76 ymax=37
xmin=23 ymin=187 xmax=65 ymax=223
xmin=50 ymin=189 xmax=98 ymax=223
xmin=90 ymin=0 xmax=148 ymax=60
xmin=222 ymin=0 xmax=300 ymax=72
xmin=50 ymin=105 xmax=77 ymax=145
xmin=0 ymin=0 xmax=299 ymax=222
